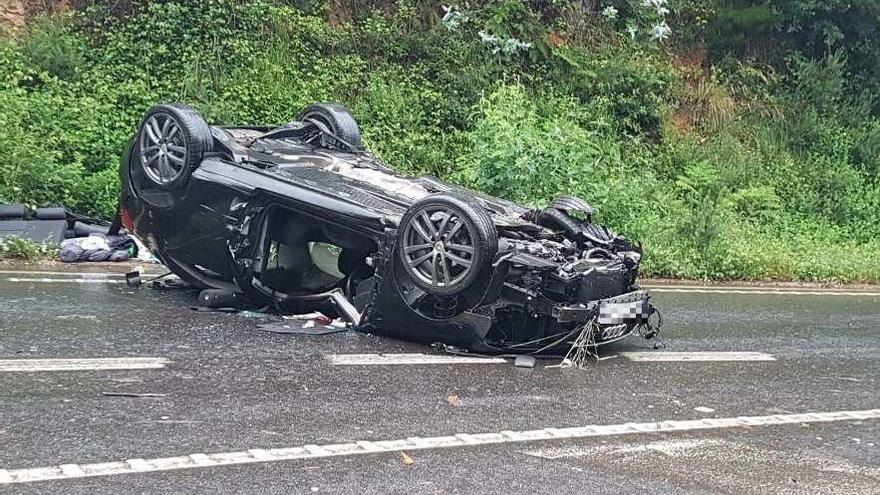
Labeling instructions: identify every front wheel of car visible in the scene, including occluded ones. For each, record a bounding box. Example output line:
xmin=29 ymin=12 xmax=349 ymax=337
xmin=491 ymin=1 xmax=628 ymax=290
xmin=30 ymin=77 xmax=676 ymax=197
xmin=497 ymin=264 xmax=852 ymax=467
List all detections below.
xmin=136 ymin=104 xmax=214 ymax=190
xmin=397 ymin=193 xmax=498 ymax=297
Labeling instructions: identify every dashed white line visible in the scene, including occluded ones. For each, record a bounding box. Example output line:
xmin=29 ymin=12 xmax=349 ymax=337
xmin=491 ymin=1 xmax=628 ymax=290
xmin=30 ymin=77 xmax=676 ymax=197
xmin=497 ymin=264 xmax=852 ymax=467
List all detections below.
xmin=0 ymin=357 xmax=170 ymax=372
xmin=6 ymin=278 xmax=126 ymax=284
xmin=325 ymin=353 xmax=508 ymax=366
xmin=0 ymin=270 xmax=143 ymax=277
xmin=2 ymin=408 xmax=877 ymax=485
xmin=619 ymin=351 xmax=776 ymax=362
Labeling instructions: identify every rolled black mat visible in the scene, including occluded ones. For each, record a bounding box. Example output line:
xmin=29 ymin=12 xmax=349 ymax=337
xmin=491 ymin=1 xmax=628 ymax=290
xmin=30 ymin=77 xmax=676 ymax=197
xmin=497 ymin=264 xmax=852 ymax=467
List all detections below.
xmin=72 ymin=221 xmax=110 ymax=236
xmin=0 ymin=204 xmax=28 ymax=219
xmin=35 ymin=207 xmax=67 ymax=220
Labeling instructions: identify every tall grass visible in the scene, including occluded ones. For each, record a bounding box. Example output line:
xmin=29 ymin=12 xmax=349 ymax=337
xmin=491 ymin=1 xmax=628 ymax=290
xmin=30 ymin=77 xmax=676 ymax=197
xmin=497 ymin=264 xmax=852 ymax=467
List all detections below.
xmin=0 ymin=1 xmax=877 ymax=281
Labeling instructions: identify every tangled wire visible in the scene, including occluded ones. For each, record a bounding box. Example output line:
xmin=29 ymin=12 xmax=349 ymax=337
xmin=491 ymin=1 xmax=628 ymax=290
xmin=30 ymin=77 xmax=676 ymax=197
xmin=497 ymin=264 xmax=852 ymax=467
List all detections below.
xmin=557 ymin=304 xmax=664 ymax=369
xmin=559 ymin=317 xmax=600 ymax=369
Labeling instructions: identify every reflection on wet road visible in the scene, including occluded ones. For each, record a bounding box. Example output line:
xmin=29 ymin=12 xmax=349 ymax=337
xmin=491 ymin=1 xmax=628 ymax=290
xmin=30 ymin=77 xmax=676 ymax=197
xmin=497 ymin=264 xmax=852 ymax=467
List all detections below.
xmin=0 ymin=263 xmax=877 ymax=494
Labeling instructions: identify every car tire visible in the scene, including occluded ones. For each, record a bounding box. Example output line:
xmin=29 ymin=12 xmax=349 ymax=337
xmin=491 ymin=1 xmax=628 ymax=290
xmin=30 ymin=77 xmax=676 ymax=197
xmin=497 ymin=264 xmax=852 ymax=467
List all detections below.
xmin=397 ymin=192 xmax=497 ymax=296
xmin=297 ymin=103 xmax=363 ymax=151
xmin=135 ymin=104 xmax=214 ymax=190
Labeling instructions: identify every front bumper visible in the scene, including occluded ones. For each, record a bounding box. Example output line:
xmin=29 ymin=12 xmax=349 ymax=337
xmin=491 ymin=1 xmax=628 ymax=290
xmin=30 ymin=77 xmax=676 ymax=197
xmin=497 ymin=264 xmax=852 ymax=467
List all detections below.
xmin=364 ymin=252 xmax=654 ymax=352
xmin=536 ymin=290 xmax=653 ymax=324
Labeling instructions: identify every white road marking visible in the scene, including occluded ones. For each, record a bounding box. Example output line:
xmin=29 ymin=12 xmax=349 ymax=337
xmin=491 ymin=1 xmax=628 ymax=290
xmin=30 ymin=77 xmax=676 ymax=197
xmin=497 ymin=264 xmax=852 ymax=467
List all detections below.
xmin=644 ymin=286 xmax=880 ymax=297
xmin=6 ymin=278 xmax=126 ymax=284
xmin=325 ymin=353 xmax=508 ymax=366
xmin=619 ymin=351 xmax=776 ymax=362
xmin=0 ymin=271 xmax=143 ymax=277
xmin=0 ymin=357 xmax=170 ymax=372
xmin=2 ymin=408 xmax=877 ymax=484
xmin=523 ymin=438 xmax=723 ymax=459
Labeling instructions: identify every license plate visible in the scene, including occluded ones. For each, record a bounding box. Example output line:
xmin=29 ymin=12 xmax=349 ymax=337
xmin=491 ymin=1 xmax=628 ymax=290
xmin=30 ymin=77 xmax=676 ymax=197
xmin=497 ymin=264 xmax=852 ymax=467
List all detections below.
xmin=597 ymin=298 xmax=649 ymax=325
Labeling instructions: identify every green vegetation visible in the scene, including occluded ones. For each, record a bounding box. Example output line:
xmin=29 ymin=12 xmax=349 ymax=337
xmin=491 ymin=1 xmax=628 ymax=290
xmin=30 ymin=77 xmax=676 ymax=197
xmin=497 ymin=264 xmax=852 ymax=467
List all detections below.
xmin=0 ymin=0 xmax=878 ymax=281
xmin=0 ymin=236 xmax=59 ymax=260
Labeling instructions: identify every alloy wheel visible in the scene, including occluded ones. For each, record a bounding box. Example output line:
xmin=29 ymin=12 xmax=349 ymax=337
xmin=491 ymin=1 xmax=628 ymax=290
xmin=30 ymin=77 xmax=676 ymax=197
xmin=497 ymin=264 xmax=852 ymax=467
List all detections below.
xmin=139 ymin=113 xmax=187 ymax=185
xmin=401 ymin=205 xmax=477 ymax=288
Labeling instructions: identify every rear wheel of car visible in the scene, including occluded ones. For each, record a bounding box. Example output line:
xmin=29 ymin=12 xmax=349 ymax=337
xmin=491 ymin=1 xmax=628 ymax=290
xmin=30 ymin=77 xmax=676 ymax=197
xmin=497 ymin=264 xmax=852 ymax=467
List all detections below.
xmin=297 ymin=103 xmax=363 ymax=151
xmin=136 ymin=104 xmax=214 ymax=190
xmin=397 ymin=193 xmax=497 ymax=296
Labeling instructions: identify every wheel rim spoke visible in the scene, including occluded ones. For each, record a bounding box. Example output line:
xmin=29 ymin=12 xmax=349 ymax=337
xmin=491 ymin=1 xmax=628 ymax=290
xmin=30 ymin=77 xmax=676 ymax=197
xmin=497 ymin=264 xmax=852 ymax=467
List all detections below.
xmin=445 ymin=243 xmax=474 ymax=255
xmin=433 ymin=253 xmax=450 ymax=284
xmin=153 ymin=154 xmax=165 ymax=179
xmin=144 ymin=120 xmax=161 ymax=145
xmin=440 ymin=253 xmax=452 ymax=284
xmin=166 ymin=123 xmax=180 ymax=139
xmin=445 ymin=251 xmax=471 ymax=268
xmin=167 ymin=153 xmax=185 ymax=166
xmin=160 ymin=116 xmax=172 ymax=134
xmin=408 ymin=251 xmax=433 ymax=268
xmin=428 ymin=254 xmax=438 ymax=283
xmin=159 ymin=155 xmax=173 ymax=180
xmin=420 ymin=211 xmax=438 ymax=237
xmin=410 ymin=219 xmax=432 ymax=243
xmin=404 ymin=243 xmax=432 ymax=254
xmin=144 ymin=152 xmax=160 ymax=166
xmin=446 ymin=221 xmax=464 ymax=240
xmin=148 ymin=118 xmax=163 ymax=142
xmin=435 ymin=212 xmax=451 ymax=238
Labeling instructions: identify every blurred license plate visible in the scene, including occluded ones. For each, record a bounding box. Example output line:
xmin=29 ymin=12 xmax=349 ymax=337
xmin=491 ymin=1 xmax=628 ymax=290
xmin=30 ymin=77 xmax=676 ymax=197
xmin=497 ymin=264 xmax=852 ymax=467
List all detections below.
xmin=597 ymin=298 xmax=649 ymax=325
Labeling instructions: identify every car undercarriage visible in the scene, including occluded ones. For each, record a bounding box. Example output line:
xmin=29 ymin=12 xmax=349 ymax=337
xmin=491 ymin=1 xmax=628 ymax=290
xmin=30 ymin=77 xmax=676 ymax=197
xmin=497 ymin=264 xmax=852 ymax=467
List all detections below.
xmin=119 ymin=102 xmax=661 ymax=355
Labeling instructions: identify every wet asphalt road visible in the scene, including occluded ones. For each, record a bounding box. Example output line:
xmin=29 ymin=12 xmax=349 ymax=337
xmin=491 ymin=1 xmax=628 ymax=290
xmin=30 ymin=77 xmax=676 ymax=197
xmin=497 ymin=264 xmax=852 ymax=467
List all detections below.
xmin=0 ymin=263 xmax=878 ymax=494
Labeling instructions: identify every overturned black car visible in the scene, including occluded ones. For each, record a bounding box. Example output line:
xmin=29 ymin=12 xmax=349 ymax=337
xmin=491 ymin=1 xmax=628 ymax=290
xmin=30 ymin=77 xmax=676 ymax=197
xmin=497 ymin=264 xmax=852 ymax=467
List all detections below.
xmin=119 ymin=103 xmax=659 ymax=354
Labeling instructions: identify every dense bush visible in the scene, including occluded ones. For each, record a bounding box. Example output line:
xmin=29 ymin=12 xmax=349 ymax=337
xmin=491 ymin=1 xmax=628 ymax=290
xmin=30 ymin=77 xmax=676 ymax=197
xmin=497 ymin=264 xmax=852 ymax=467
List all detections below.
xmin=0 ymin=0 xmax=877 ymax=282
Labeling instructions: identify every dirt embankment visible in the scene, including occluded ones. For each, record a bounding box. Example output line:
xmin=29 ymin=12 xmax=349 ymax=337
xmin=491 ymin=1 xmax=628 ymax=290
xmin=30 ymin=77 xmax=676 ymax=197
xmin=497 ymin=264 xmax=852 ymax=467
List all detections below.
xmin=0 ymin=0 xmax=25 ymax=27
xmin=1 ymin=0 xmax=71 ymax=29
